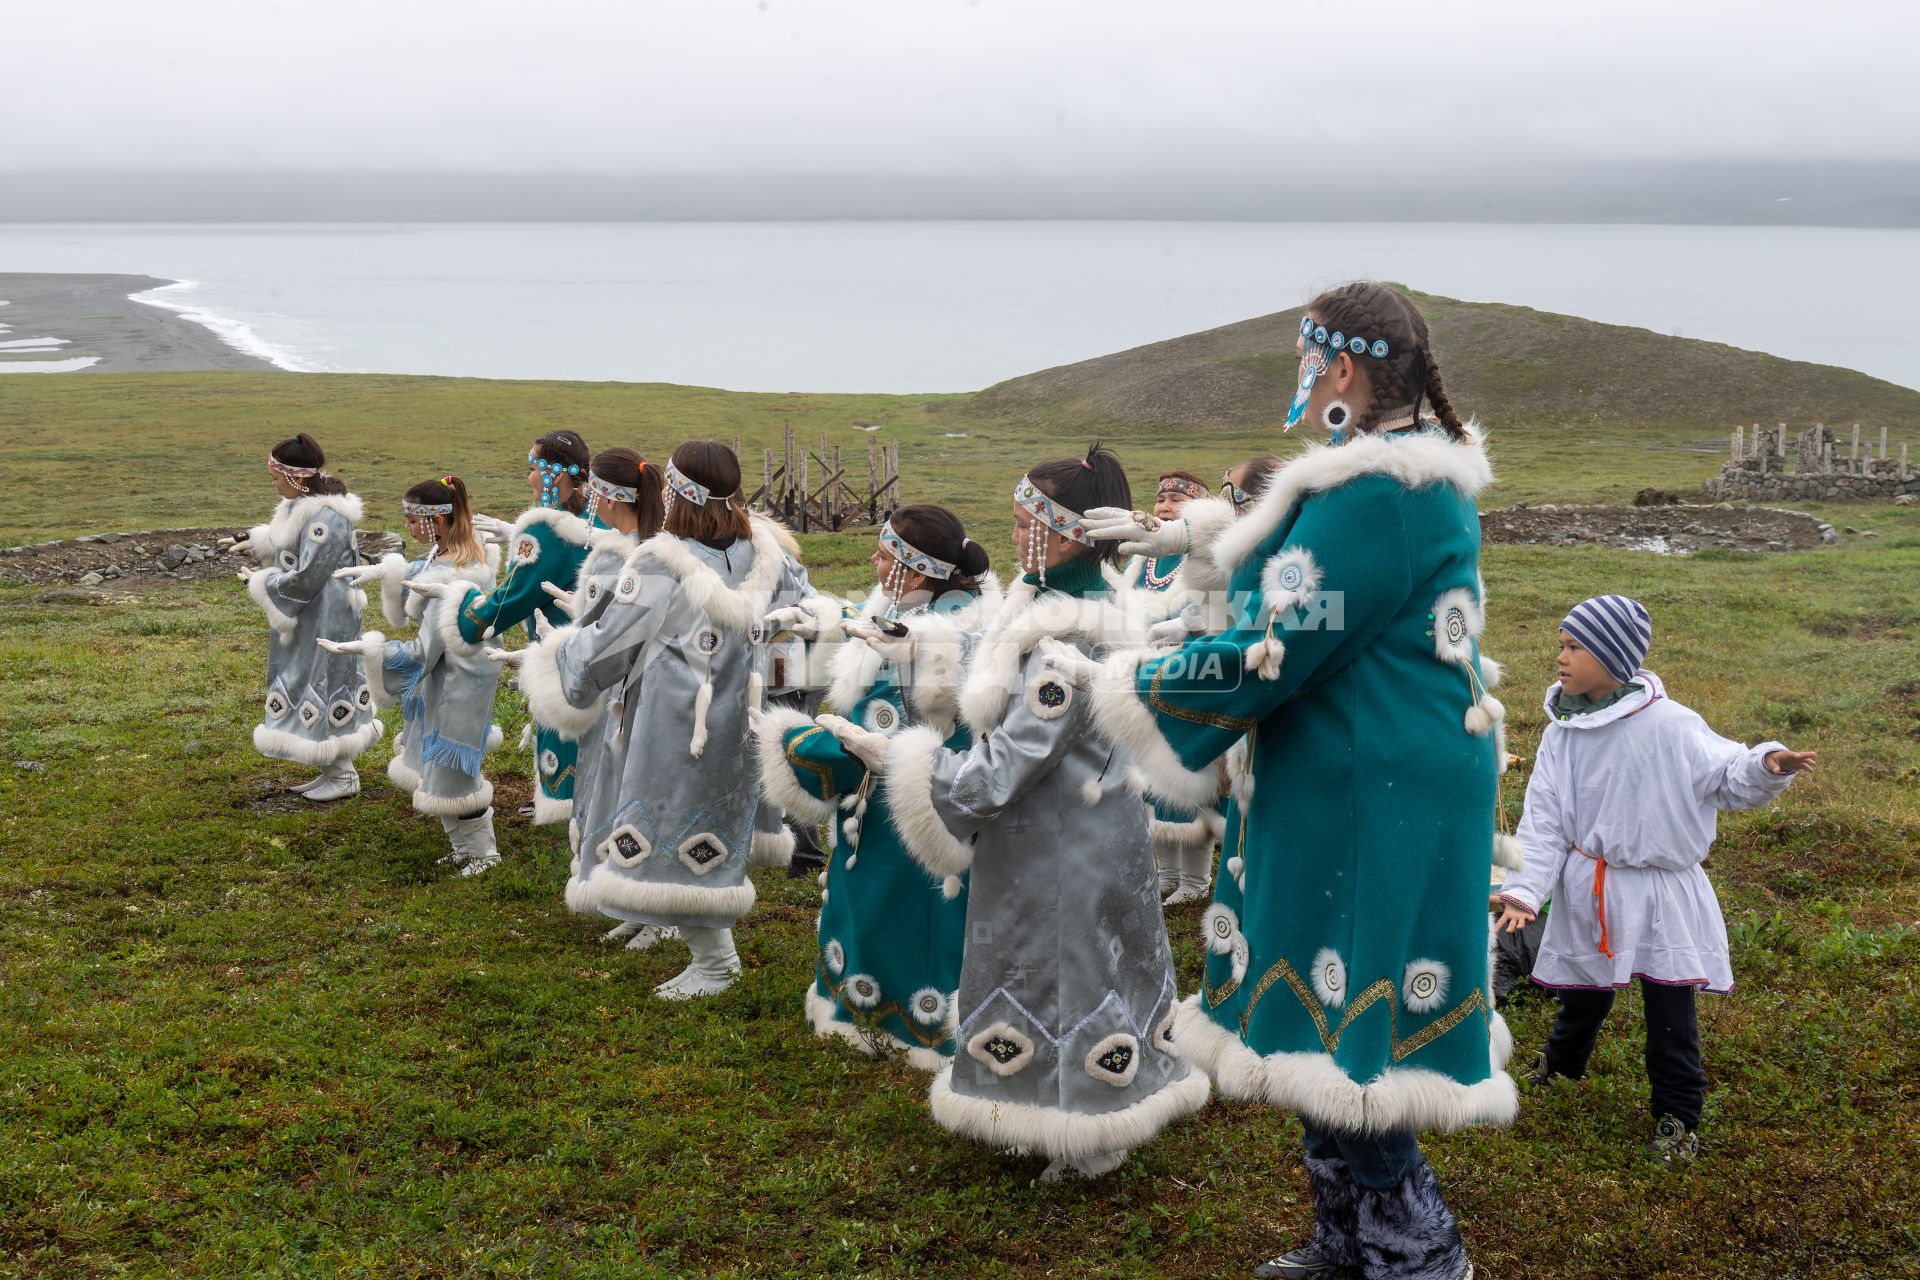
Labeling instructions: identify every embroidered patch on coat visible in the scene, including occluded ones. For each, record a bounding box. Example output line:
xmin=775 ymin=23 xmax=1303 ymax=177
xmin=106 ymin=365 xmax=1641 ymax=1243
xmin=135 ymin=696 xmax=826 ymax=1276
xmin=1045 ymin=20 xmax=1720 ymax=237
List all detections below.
xmin=307 ymin=521 xmax=331 ymax=543
xmin=843 ymin=973 xmax=882 ymax=1010
xmin=676 ymin=832 xmax=728 ymax=876
xmin=264 ymin=691 xmax=291 ymax=720
xmin=1311 ymin=947 xmax=1348 ymax=1010
xmin=512 ymin=534 xmax=542 ymax=566
xmin=862 ymin=700 xmax=901 ymax=735
xmin=1429 ymin=586 xmax=1483 ymax=665
xmin=600 ymin=824 xmax=653 ymax=869
xmin=1401 ymin=959 xmax=1451 ymax=1014
xmin=966 ymin=1022 xmax=1035 ymax=1077
xmin=1084 ymin=1032 xmax=1142 ymax=1087
xmin=909 ymin=987 xmax=949 ymax=1027
xmin=824 ymin=938 xmax=845 ymax=976
xmin=1026 ymin=676 xmax=1073 ymax=721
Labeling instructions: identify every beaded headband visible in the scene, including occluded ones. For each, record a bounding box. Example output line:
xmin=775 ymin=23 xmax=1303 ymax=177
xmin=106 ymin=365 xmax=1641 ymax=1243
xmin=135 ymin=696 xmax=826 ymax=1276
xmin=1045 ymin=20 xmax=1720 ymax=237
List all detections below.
xmin=1013 ymin=475 xmax=1095 ymax=547
xmin=586 ymin=472 xmax=640 ymax=505
xmin=1286 ymin=314 xmax=1395 ymax=432
xmin=664 ymin=460 xmax=710 ymax=507
xmin=530 ymin=449 xmax=583 ymax=510
xmin=879 ymin=520 xmax=956 ymax=580
xmin=267 ymin=455 xmax=319 ymax=489
xmin=1156 ymin=477 xmax=1208 ymax=501
xmin=402 ymin=499 xmax=453 ymax=517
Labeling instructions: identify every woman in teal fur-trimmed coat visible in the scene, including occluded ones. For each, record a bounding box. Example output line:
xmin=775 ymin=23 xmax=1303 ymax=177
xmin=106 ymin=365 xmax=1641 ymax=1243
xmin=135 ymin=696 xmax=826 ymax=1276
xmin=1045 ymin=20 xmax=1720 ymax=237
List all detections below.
xmin=1081 ymin=284 xmax=1511 ymax=1280
xmin=755 ymin=506 xmax=997 ymax=1070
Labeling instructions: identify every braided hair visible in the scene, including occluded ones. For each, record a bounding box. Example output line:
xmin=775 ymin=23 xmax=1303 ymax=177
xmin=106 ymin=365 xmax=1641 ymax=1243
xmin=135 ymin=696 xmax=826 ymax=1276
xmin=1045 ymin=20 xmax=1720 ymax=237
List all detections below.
xmin=1305 ymin=283 xmax=1467 ymax=441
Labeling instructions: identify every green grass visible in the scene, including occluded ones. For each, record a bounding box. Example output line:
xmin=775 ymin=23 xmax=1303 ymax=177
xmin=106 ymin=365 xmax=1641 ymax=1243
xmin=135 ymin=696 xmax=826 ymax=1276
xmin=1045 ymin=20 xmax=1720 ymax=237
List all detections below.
xmin=2 ymin=371 xmax=1918 ymax=1278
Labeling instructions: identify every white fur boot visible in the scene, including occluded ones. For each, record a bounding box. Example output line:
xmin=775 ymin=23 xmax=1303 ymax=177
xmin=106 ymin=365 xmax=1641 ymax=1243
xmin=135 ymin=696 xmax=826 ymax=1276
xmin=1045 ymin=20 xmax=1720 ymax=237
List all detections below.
xmin=301 ymin=759 xmax=361 ymax=803
xmin=625 ymin=924 xmax=680 ymax=951
xmin=1038 ymin=1148 xmax=1128 ymax=1182
xmin=653 ymin=926 xmax=741 ymax=1000
xmin=1162 ymin=841 xmax=1214 ymax=906
xmin=440 ymin=809 xmax=500 ymax=876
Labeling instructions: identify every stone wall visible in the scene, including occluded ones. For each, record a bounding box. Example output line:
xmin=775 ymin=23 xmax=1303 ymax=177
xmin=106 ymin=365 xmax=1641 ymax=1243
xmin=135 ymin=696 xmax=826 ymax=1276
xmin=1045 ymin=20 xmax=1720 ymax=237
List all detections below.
xmin=1704 ymin=423 xmax=1918 ymax=503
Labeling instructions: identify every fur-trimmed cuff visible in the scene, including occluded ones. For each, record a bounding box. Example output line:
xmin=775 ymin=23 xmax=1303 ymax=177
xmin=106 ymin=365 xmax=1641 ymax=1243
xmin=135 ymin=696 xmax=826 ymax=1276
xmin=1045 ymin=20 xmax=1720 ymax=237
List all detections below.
xmin=387 ymin=749 xmax=421 ymax=794
xmin=431 ymin=584 xmax=488 ymax=659
xmin=805 ymin=984 xmax=950 ymax=1073
xmin=576 ymin=864 xmax=757 ymax=927
xmin=1087 ymin=652 xmax=1223 ymax=811
xmin=245 ymin=524 xmax=276 ymax=568
xmin=749 ymin=827 xmax=796 ymax=869
xmin=412 ymin=778 xmax=495 ymax=817
xmin=514 ymin=624 xmax=603 ymax=741
xmin=1169 ymin=498 xmax=1239 ymax=593
xmin=357 ymin=631 xmax=393 ymax=710
xmin=1150 ymin=813 xmax=1217 ymax=853
xmin=245 ymin=569 xmax=300 ymax=641
xmin=929 ymin=1061 xmax=1209 ymax=1161
xmin=532 ymin=777 xmax=572 ymax=826
xmin=1167 ymin=995 xmax=1518 ymax=1134
xmin=881 ymin=725 xmax=974 ymax=878
xmin=253 ymin=715 xmax=383 ymax=766
xmin=754 ymin=706 xmax=838 ymax=825
xmin=370 ymin=554 xmax=410 ymax=628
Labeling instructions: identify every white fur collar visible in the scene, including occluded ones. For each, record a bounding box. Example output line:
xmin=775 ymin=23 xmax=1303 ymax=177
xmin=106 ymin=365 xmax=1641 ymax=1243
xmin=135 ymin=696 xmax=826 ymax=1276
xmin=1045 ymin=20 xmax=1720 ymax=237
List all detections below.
xmin=827 ymin=576 xmax=1002 ymax=712
xmin=575 ymin=526 xmax=640 ymax=588
xmin=959 ymin=577 xmax=1143 ymax=733
xmin=623 ymin=515 xmax=790 ymax=634
xmin=509 ymin=505 xmax=591 ymax=546
xmin=1211 ymin=428 xmax=1492 ymax=578
xmin=265 ymin=492 xmax=364 ymax=546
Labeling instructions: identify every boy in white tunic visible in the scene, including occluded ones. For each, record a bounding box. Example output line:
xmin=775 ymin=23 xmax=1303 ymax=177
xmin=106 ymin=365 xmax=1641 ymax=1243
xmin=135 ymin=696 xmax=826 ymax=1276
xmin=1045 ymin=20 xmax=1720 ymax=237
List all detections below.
xmin=1496 ymin=595 xmax=1814 ymax=1165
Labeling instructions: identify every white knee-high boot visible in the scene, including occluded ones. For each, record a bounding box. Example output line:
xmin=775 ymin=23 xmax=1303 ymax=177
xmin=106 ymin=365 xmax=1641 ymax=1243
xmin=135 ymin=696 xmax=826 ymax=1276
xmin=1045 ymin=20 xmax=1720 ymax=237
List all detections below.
xmin=654 ymin=926 xmax=741 ymax=1000
xmin=1163 ymin=839 xmax=1214 ymax=906
xmin=440 ymin=809 xmax=499 ymax=876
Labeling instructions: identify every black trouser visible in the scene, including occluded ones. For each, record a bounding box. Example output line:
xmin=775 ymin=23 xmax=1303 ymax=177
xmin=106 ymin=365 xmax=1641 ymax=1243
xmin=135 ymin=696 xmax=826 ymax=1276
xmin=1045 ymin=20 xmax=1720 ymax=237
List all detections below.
xmin=1543 ymin=979 xmax=1707 ymax=1128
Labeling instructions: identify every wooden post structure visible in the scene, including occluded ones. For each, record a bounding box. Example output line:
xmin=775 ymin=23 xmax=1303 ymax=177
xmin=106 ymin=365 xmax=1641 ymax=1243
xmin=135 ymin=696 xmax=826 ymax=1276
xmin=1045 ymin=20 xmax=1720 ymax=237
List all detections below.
xmin=1732 ymin=426 xmax=1743 ymax=464
xmin=1880 ymin=425 xmax=1889 ymax=461
xmin=867 ymin=438 xmax=880 ymax=525
xmin=1903 ymin=443 xmax=1910 ymax=480
xmin=1778 ymin=424 xmax=1788 ymax=458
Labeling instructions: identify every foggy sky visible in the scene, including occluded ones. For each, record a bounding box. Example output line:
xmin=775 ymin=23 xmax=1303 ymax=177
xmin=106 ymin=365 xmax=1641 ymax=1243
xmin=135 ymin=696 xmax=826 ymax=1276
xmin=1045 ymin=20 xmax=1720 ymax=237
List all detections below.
xmin=8 ymin=0 xmax=1914 ymax=177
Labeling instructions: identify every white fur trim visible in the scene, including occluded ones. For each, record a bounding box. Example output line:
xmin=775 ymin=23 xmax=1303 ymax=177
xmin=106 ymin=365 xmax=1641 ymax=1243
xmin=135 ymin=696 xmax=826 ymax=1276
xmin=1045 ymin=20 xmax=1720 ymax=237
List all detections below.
xmin=625 ymin=517 xmax=790 ymax=635
xmin=576 ymin=862 xmax=757 ymax=923
xmin=899 ymin=579 xmax=1000 ymax=730
xmin=387 ymin=750 xmax=421 ymax=793
xmin=1310 ymin=948 xmax=1348 ymax=1009
xmin=253 ymin=716 xmax=383 ymax=766
xmin=1150 ymin=812 xmax=1214 ymax=853
xmin=1084 ymin=1032 xmax=1144 ymax=1088
xmin=881 ymin=725 xmax=974 ymax=877
xmin=357 ymin=631 xmax=393 ymax=711
xmin=430 ymin=582 xmax=486 ymax=659
xmin=1085 ymin=650 xmax=1222 ymax=811
xmin=754 ymin=706 xmax=839 ymax=825
xmin=828 ymin=629 xmax=888 ymax=714
xmin=1430 ymin=586 xmax=1483 ymax=666
xmin=689 ymin=680 xmax=713 ymax=758
xmin=1480 ymin=655 xmax=1503 ymax=690
xmin=928 ymin=1061 xmax=1208 ymax=1160
xmin=1259 ymin=546 xmax=1322 ymax=617
xmin=245 ymin=569 xmax=299 ymax=640
xmin=1167 ymin=994 xmax=1518 ymax=1134
xmin=1080 ymin=777 xmax=1104 ymax=808
xmin=805 ymin=985 xmax=949 ymax=1073
xmin=245 ymin=522 xmax=276 ymax=568
xmin=261 ymin=492 xmax=366 ymax=552
xmin=1492 ymin=832 xmax=1524 ymax=872
xmin=749 ymin=827 xmax=796 ymax=869
xmin=958 ymin=579 xmax=1144 ymax=734
xmin=412 ymin=780 xmax=494 ymax=817
xmin=1211 ymin=430 xmax=1493 ymax=580
xmin=1165 ymin=498 xmax=1239 ymax=593
xmin=531 ymin=780 xmax=572 ymax=826
xmin=1401 ymin=959 xmax=1451 ymax=1015
xmin=508 ymin=505 xmax=590 ymax=546
xmin=964 ymin=1022 xmax=1037 ymax=1077
xmin=374 ymin=554 xmax=410 ymax=628
xmin=1202 ymin=903 xmax=1239 ymax=955
xmin=514 ymin=623 xmax=603 ymax=741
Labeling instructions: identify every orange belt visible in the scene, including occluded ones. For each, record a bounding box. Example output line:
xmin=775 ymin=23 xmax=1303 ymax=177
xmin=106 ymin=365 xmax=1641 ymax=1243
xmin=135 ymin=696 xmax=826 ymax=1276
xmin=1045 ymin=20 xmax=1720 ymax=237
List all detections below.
xmin=1574 ymin=845 xmax=1612 ymax=958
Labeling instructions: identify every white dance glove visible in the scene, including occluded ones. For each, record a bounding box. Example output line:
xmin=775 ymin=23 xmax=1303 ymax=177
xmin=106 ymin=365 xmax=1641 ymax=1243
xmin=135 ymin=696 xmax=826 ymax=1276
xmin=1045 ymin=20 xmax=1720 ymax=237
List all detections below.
xmin=1034 ymin=636 xmax=1097 ymax=689
xmin=332 ymin=563 xmax=388 ymax=588
xmin=482 ymin=646 xmax=527 ymax=665
xmin=1147 ymin=615 xmax=1194 ymax=646
xmin=316 ymin=637 xmax=376 ymax=656
xmin=540 ymin=580 xmax=577 ymax=615
xmin=817 ymin=713 xmax=890 ymax=773
xmin=844 ymin=619 xmax=916 ymax=665
xmin=217 ymin=534 xmax=251 ymax=555
xmin=1081 ymin=506 xmax=1191 ymax=558
xmin=471 ymin=513 xmax=513 ymax=539
xmin=763 ymin=603 xmax=830 ymax=642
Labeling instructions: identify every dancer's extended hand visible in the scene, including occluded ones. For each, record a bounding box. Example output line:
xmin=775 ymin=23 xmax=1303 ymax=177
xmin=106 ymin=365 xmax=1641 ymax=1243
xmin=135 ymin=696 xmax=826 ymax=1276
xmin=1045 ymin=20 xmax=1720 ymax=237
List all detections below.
xmin=540 ymin=580 xmax=577 ymax=614
xmin=483 ymin=645 xmax=527 ymax=666
xmin=1493 ymin=901 xmax=1536 ymax=934
xmin=764 ymin=603 xmax=834 ymax=642
xmin=332 ymin=563 xmax=387 ymax=587
xmin=1765 ymin=749 xmax=1817 ymax=775
xmin=817 ymin=713 xmax=889 ymax=773
xmin=217 ymin=534 xmax=251 ymax=555
xmin=1147 ymin=615 xmax=1194 ymax=646
xmin=1081 ymin=506 xmax=1189 ymax=558
xmin=845 ymin=619 xmax=915 ymax=665
xmin=1034 ymin=636 xmax=1096 ymax=689
xmin=315 ymin=637 xmax=375 ymax=656
xmin=471 ymin=513 xmax=513 ymax=539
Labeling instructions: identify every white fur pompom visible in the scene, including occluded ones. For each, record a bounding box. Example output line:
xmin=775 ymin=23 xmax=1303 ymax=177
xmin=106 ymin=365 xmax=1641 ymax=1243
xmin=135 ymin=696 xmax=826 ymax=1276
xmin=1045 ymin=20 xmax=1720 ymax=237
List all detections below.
xmin=1080 ymin=777 xmax=1103 ymax=808
xmin=1493 ymin=833 xmax=1525 ymax=871
xmin=518 ymin=723 xmax=534 ymax=751
xmin=842 ymin=816 xmax=861 ymax=843
xmin=1480 ymin=655 xmax=1503 ymax=689
xmin=1226 ymin=855 xmax=1244 ymax=882
xmin=942 ymin=875 xmax=964 ymax=900
xmin=1482 ymin=694 xmax=1506 ymax=723
xmin=1244 ymin=637 xmax=1284 ymax=682
xmin=816 ymin=870 xmax=828 ymax=888
xmin=846 ymin=852 xmax=859 ymax=870
xmin=689 ymin=681 xmax=713 ymax=758
xmin=1463 ymin=701 xmax=1494 ymax=736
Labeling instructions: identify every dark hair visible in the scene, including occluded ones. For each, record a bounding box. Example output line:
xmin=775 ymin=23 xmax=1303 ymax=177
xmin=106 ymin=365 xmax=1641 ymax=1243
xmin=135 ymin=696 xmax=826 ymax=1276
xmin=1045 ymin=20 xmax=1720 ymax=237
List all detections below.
xmin=1235 ymin=455 xmax=1285 ymax=508
xmin=1027 ymin=443 xmax=1132 ymax=566
xmin=271 ymin=432 xmax=347 ymax=496
xmin=889 ymin=503 xmax=990 ymax=597
xmin=404 ymin=474 xmax=484 ymax=567
xmin=533 ymin=430 xmax=591 ymax=515
xmin=663 ymin=439 xmax=752 ymax=545
xmin=592 ymin=447 xmax=667 ymax=540
xmin=1305 ymin=282 xmax=1466 ymax=441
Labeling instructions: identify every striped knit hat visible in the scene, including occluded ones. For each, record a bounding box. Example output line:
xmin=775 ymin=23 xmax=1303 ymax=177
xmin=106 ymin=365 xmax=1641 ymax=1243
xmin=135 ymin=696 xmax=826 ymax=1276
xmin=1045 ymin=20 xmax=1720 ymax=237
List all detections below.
xmin=1561 ymin=595 xmax=1652 ymax=685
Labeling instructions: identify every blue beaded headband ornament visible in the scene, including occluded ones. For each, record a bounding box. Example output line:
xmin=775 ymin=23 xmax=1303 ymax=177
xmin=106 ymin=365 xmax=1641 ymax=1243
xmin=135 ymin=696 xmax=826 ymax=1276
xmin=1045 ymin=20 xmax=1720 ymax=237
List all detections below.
xmin=1013 ymin=475 xmax=1095 ymax=547
xmin=663 ymin=460 xmax=710 ymax=508
xmin=1285 ymin=315 xmax=1393 ymax=432
xmin=880 ymin=520 xmax=956 ymax=580
xmin=529 ymin=449 xmax=582 ymax=509
xmin=582 ymin=468 xmax=640 ymax=527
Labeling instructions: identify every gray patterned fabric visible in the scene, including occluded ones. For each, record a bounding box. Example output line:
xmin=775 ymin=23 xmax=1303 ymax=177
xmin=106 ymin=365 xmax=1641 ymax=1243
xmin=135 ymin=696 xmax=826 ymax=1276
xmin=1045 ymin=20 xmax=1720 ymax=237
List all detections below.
xmin=519 ymin=518 xmax=809 ymax=930
xmin=364 ymin=553 xmax=503 ymax=817
xmin=244 ymin=493 xmax=381 ymax=766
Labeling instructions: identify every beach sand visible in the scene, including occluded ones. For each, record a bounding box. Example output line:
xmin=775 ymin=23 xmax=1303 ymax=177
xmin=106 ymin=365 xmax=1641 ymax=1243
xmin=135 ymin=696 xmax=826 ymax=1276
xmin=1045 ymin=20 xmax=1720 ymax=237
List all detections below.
xmin=0 ymin=273 xmax=275 ymax=373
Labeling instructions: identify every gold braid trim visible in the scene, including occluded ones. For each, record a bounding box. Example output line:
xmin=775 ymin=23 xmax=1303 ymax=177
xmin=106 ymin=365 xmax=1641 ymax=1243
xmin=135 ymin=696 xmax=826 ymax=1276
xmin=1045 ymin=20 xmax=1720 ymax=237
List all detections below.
xmin=1238 ymin=955 xmax=1489 ymax=1060
xmin=784 ymin=726 xmax=843 ymax=802
xmin=816 ymin=957 xmax=947 ymax=1049
xmin=1148 ymin=660 xmax=1259 ymax=733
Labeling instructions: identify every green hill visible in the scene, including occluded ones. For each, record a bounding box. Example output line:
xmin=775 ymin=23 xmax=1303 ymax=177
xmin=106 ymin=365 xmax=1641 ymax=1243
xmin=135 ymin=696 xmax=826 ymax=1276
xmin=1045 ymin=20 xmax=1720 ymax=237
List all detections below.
xmin=958 ymin=289 xmax=1920 ymax=435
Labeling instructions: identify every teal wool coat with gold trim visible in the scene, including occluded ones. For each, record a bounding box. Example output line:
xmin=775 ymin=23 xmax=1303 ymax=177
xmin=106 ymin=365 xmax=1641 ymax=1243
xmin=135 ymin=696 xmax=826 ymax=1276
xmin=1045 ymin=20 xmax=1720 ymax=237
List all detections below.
xmin=1091 ymin=427 xmax=1518 ymax=1135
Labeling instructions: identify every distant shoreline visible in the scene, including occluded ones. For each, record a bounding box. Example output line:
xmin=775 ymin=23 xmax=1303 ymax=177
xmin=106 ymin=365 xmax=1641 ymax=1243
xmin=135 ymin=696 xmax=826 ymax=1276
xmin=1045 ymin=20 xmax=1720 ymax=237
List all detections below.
xmin=0 ymin=274 xmax=277 ymax=374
